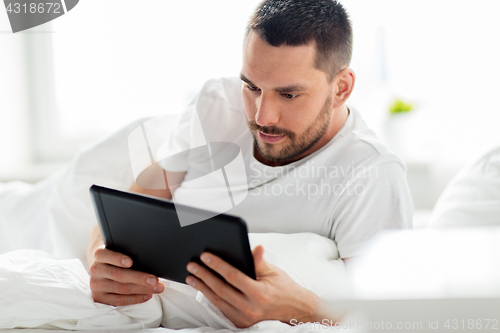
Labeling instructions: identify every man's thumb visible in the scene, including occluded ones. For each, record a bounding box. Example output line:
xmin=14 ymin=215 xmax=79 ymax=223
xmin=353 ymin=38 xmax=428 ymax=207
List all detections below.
xmin=252 ymin=245 xmax=273 ymax=275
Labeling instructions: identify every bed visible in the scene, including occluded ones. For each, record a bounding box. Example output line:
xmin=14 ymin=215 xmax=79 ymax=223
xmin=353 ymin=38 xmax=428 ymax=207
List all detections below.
xmin=0 ymin=117 xmax=349 ymax=332
xmin=3 ymin=116 xmax=499 ymax=333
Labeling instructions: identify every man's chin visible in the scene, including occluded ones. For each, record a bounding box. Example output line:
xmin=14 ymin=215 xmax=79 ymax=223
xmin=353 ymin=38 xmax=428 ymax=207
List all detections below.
xmin=256 ymin=143 xmax=291 ymax=163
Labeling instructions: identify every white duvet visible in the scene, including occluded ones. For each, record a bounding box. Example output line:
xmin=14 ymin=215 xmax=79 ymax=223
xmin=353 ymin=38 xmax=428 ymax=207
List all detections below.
xmin=0 ymin=117 xmax=349 ymax=332
xmin=0 ymin=233 xmax=347 ymax=331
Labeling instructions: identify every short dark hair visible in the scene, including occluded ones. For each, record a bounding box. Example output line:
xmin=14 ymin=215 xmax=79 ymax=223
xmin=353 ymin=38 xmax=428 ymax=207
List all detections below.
xmin=246 ymin=0 xmax=353 ymax=82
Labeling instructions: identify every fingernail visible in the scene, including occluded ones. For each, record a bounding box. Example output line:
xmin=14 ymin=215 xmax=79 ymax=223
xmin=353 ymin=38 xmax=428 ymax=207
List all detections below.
xmin=144 ymin=294 xmax=152 ymax=301
xmin=154 ymin=284 xmax=164 ymax=293
xmin=200 ymin=253 xmax=210 ymax=263
xmin=187 ymin=263 xmax=197 ymax=273
xmin=147 ymin=277 xmax=157 ymax=286
xmin=122 ymin=258 xmax=132 ymax=266
xmin=186 ymin=277 xmax=196 ymax=287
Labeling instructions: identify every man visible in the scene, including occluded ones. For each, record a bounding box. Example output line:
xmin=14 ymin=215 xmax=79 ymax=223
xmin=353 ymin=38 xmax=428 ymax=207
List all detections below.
xmin=87 ymin=0 xmax=413 ymax=328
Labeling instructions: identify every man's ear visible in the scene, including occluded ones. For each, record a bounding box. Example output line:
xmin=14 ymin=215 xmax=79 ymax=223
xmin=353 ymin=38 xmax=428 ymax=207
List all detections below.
xmin=332 ymin=67 xmax=355 ymax=108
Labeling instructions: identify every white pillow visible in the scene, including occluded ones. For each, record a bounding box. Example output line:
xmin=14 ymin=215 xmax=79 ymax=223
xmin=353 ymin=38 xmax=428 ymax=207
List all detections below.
xmin=429 ymin=146 xmax=500 ymax=227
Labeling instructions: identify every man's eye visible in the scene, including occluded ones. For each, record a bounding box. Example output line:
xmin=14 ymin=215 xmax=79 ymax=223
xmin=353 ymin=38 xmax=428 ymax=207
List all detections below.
xmin=246 ymin=85 xmax=260 ymax=92
xmin=282 ymin=93 xmax=298 ymax=99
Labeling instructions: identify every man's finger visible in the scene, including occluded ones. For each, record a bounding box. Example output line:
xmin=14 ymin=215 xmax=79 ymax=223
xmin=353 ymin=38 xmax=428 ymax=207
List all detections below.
xmin=186 ymin=275 xmax=243 ymax=324
xmin=92 ymin=279 xmax=164 ymax=295
xmin=94 ymin=292 xmax=154 ymax=307
xmin=199 ymin=252 xmax=255 ymax=292
xmin=186 ymin=261 xmax=247 ymax=309
xmin=94 ymin=247 xmax=133 ymax=268
xmin=94 ymin=263 xmax=159 ymax=287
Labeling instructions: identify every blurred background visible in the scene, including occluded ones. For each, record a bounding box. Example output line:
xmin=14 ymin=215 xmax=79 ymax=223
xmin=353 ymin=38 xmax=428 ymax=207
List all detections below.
xmin=1 ymin=0 xmax=499 ymax=222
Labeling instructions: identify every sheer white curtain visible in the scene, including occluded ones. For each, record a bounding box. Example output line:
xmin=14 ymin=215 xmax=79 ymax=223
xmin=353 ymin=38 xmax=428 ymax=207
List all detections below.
xmin=0 ymin=10 xmax=31 ymax=171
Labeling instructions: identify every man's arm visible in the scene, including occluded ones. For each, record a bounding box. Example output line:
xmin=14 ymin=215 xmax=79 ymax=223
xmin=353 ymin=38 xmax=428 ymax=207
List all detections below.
xmin=342 ymin=257 xmax=353 ymax=264
xmin=87 ymin=168 xmax=186 ymax=306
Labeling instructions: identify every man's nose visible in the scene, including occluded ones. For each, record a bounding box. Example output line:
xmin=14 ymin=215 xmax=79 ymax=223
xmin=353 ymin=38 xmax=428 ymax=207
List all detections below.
xmin=255 ymin=93 xmax=280 ymax=127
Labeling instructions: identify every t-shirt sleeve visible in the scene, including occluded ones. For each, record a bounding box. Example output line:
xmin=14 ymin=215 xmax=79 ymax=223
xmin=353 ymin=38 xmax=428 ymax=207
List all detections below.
xmin=331 ymin=158 xmax=414 ymax=258
xmin=155 ymin=104 xmax=196 ymax=173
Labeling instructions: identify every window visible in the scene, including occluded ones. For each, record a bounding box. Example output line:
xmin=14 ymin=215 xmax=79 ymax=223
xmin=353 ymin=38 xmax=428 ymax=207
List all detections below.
xmin=43 ymin=0 xmax=262 ymax=160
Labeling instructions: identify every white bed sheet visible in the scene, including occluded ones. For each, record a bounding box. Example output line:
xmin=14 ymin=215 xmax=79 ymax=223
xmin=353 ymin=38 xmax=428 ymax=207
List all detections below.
xmin=0 ymin=117 xmax=350 ymax=332
xmin=0 ymin=326 xmax=265 ymax=332
xmin=0 ymin=232 xmax=347 ymax=332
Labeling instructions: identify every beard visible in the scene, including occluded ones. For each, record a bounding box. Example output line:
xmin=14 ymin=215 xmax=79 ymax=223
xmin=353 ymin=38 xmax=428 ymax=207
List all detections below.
xmin=247 ymin=94 xmax=333 ymax=163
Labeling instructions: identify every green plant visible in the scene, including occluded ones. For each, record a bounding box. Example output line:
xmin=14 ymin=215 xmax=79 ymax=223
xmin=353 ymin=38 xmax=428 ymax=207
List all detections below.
xmin=389 ymin=98 xmax=413 ymax=114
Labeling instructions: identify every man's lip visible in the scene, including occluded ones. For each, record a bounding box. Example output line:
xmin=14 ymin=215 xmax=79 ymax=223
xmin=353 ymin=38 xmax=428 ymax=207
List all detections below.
xmin=258 ymin=131 xmax=286 ymax=144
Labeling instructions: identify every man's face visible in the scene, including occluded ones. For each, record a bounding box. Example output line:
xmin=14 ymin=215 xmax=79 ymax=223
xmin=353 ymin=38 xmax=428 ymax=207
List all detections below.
xmin=241 ymin=31 xmax=335 ymax=164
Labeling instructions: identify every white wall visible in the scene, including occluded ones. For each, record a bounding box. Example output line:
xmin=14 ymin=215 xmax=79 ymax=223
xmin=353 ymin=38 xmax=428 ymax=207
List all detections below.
xmin=342 ymin=0 xmax=500 ymax=208
xmin=345 ymin=0 xmax=500 ymax=157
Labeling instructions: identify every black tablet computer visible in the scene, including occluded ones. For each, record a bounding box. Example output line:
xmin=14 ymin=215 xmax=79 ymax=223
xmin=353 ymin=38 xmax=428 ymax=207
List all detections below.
xmin=89 ymin=185 xmax=256 ymax=284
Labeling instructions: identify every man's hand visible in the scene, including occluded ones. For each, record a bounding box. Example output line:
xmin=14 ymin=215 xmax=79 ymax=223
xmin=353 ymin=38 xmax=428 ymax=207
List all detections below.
xmin=89 ymin=246 xmax=165 ymax=306
xmin=185 ymin=245 xmax=332 ymax=328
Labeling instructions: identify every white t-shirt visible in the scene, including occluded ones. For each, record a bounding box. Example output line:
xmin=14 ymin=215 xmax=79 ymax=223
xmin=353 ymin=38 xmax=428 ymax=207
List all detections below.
xmin=157 ymin=77 xmax=413 ymax=258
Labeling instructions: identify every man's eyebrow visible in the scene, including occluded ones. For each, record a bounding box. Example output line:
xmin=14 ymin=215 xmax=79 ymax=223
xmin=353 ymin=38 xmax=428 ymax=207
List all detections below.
xmin=240 ymin=74 xmax=255 ymax=86
xmin=240 ymin=74 xmax=308 ymax=93
xmin=274 ymin=84 xmax=308 ymax=93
